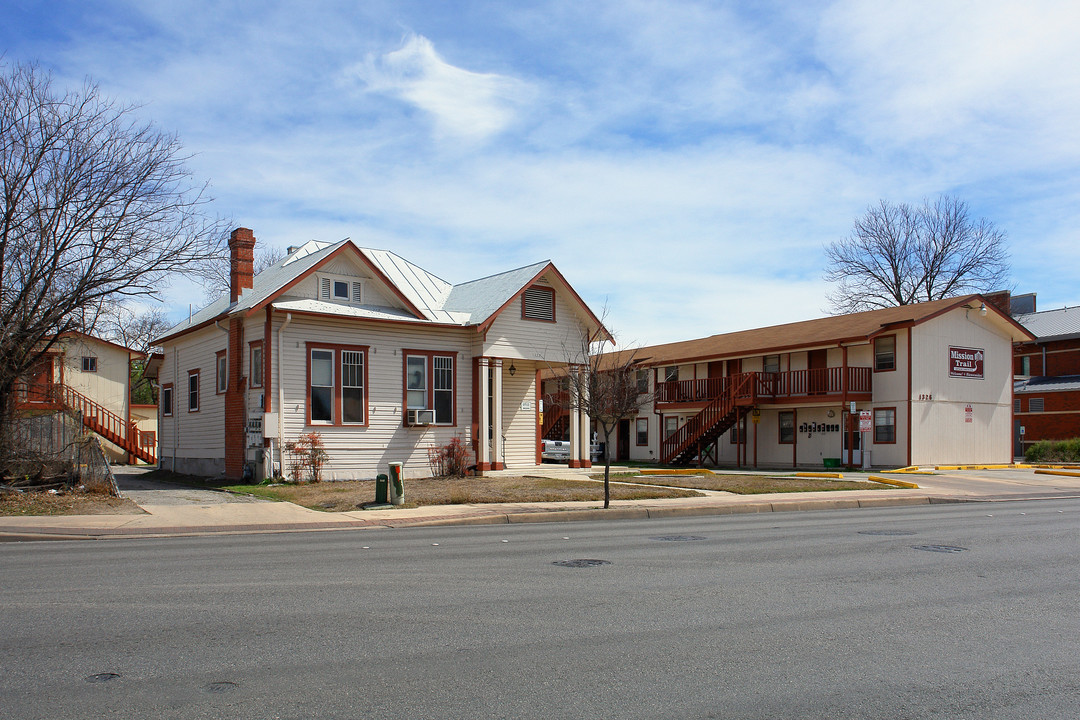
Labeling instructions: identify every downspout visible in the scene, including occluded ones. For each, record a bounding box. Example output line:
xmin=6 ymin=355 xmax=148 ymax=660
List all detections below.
xmin=172 ymin=348 xmax=178 ymax=472
xmin=277 ymin=312 xmax=293 ymax=467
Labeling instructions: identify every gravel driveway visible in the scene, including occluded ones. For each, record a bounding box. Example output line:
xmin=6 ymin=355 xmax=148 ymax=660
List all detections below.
xmin=113 ymin=466 xmax=268 ymax=506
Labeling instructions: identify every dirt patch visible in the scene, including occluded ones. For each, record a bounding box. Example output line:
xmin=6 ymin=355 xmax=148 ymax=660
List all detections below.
xmin=0 ymin=490 xmax=144 ymax=516
xmin=223 ymin=475 xmax=702 ymax=511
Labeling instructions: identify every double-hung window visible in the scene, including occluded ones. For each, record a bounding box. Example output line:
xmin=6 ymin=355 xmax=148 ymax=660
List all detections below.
xmin=216 ymin=350 xmax=227 ymax=394
xmin=874 ymin=408 xmax=896 ymax=443
xmin=162 ymin=384 xmax=173 ymax=417
xmin=779 ymin=411 xmax=794 ymax=444
xmin=307 ymin=343 xmax=368 ymax=426
xmin=636 ymin=418 xmax=649 ymax=446
xmin=250 ymin=343 xmax=263 ymax=388
xmin=874 ymin=336 xmax=896 ymax=372
xmin=188 ymin=370 xmax=200 ymax=412
xmin=404 ymin=351 xmax=456 ymax=424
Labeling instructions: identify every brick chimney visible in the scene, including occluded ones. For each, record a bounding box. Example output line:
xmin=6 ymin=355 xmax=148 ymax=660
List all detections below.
xmin=229 ymin=227 xmax=256 ymax=303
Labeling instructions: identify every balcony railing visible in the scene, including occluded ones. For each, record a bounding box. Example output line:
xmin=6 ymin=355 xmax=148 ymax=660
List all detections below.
xmin=657 ymin=367 xmax=872 ymax=405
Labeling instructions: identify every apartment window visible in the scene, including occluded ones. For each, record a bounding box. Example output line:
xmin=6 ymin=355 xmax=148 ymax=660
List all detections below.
xmin=664 ymin=416 xmax=679 ymax=439
xmin=187 ymin=371 xmax=199 ymax=412
xmin=763 ymin=354 xmax=780 ymax=374
xmin=636 ymin=418 xmax=648 ymax=446
xmin=636 ymin=369 xmax=649 ymax=394
xmin=250 ymin=343 xmax=263 ymax=388
xmin=779 ymin=411 xmax=794 ymax=444
xmin=216 ymin=350 xmax=227 ymax=394
xmin=664 ymin=366 xmax=679 ymax=383
xmin=874 ymin=408 xmax=896 ymax=443
xmin=81 ymin=356 xmax=98 ymax=373
xmin=404 ymin=351 xmax=456 ymax=424
xmin=319 ymin=275 xmax=362 ymax=303
xmin=1028 ymin=398 xmax=1044 ymax=413
xmin=306 ymin=343 xmax=369 ymax=426
xmin=730 ymin=415 xmax=746 ymax=444
xmin=874 ymin=336 xmax=896 ymax=372
xmin=1019 ymin=356 xmax=1031 ymax=376
xmin=162 ymin=384 xmax=173 ymax=417
xmin=522 ymin=286 xmax=555 ymax=321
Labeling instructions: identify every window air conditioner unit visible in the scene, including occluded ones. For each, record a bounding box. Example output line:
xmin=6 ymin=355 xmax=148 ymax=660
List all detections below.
xmin=408 ymin=409 xmax=435 ymax=425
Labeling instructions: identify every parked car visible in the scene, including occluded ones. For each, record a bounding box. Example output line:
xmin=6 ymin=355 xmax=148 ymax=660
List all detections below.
xmin=541 ymin=439 xmax=603 ymax=463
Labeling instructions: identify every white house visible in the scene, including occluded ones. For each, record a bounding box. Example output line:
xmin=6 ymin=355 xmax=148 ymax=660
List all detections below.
xmin=155 ymin=228 xmax=606 ymax=479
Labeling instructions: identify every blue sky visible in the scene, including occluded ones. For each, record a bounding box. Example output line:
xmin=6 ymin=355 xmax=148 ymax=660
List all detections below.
xmin=5 ymin=0 xmax=1079 ymax=345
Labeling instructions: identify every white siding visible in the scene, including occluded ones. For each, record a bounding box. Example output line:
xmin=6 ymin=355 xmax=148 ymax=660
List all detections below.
xmin=59 ymin=336 xmax=129 ymax=416
xmin=500 ymin=362 xmax=540 ymax=468
xmin=482 ymin=277 xmax=585 ymax=363
xmin=159 ymin=325 xmax=229 ymax=471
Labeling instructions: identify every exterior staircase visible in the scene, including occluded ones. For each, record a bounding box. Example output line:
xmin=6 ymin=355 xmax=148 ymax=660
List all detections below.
xmin=541 ymin=391 xmax=569 ymax=440
xmin=660 ymin=373 xmax=754 ymax=465
xmin=57 ymin=384 xmax=157 ymax=464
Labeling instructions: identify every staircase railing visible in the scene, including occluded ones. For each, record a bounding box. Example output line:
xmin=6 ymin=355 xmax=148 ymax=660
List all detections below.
xmin=660 ymin=373 xmax=753 ymax=464
xmin=56 ymin=384 xmax=157 ymax=464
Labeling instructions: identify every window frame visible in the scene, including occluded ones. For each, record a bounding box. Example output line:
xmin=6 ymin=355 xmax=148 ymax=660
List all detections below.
xmin=664 ymin=366 xmax=679 ymax=383
xmin=874 ymin=335 xmax=896 ymax=373
xmin=162 ymin=383 xmax=173 ymax=417
xmin=730 ymin=415 xmax=746 ymax=444
xmin=521 ymin=285 xmax=556 ymax=323
xmin=779 ymin=411 xmax=794 ymax=444
xmin=635 ymin=417 xmax=649 ymax=446
xmin=874 ymin=407 xmax=896 ymax=444
xmin=402 ymin=349 xmax=458 ymax=426
xmin=81 ymin=356 xmax=98 ymax=373
xmin=763 ymin=354 xmax=780 ymax=374
xmin=305 ymin=342 xmax=370 ymax=427
xmin=187 ymin=370 xmax=200 ymax=413
xmin=216 ymin=350 xmax=227 ymax=394
xmin=663 ymin=416 xmax=679 ymax=439
xmin=636 ymin=369 xmax=649 ymax=394
xmin=249 ymin=341 xmax=263 ymax=389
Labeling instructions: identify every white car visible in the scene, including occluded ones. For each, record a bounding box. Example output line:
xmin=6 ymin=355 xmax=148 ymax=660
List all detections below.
xmin=542 ymin=439 xmax=603 ymax=463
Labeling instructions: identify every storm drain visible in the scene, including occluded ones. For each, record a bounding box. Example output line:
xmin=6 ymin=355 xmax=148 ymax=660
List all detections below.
xmin=85 ymin=673 xmax=120 ymax=683
xmin=651 ymin=535 xmax=706 ymax=542
xmin=858 ymin=530 xmax=917 ymax=536
xmin=553 ymin=559 xmax=611 ymax=568
xmin=203 ymin=681 xmax=240 ymax=694
xmin=912 ymin=544 xmax=968 ymax=553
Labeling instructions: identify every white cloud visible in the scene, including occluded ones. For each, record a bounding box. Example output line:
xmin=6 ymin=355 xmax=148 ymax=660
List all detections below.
xmin=347 ymin=33 xmax=534 ymax=141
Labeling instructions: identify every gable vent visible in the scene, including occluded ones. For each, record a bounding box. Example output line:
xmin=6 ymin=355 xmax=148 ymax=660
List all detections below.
xmin=523 ymin=286 xmax=555 ymax=321
xmin=352 ymin=281 xmax=363 ymax=303
xmin=320 ymin=277 xmax=331 ymax=300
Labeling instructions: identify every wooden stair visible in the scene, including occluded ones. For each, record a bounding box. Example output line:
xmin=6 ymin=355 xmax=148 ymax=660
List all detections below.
xmin=660 ymin=373 xmax=753 ymax=465
xmin=58 ymin=384 xmax=156 ymax=464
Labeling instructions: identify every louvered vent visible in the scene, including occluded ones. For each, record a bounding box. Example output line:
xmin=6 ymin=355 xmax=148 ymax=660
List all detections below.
xmin=320 ymin=277 xmax=331 ymax=300
xmin=352 ymin=281 xmax=363 ymax=303
xmin=1029 ymin=398 xmax=1044 ymax=412
xmin=523 ymin=287 xmax=555 ymax=321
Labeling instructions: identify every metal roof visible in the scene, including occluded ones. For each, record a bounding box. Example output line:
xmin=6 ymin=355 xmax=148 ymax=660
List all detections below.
xmin=1015 ymin=374 xmax=1080 ymax=393
xmin=1014 ymin=305 xmax=1080 ymax=341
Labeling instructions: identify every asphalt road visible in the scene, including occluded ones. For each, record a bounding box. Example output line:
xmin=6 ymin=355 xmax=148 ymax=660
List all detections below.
xmin=2 ymin=500 xmax=1079 ymax=719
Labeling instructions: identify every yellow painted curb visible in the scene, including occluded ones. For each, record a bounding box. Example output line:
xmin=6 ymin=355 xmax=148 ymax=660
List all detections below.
xmin=886 ymin=467 xmax=936 ymax=474
xmin=1034 ymin=469 xmax=1080 ymax=478
xmin=794 ymin=472 xmax=844 ymax=479
xmin=936 ymin=464 xmax=1019 ymax=471
xmin=869 ymin=475 xmax=920 ymax=489
xmin=638 ymin=468 xmax=715 ymax=475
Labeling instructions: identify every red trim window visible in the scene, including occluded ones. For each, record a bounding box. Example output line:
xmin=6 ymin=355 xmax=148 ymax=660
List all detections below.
xmin=81 ymin=356 xmax=98 ymax=373
xmin=162 ymin=383 xmax=174 ymax=417
xmin=522 ymin=285 xmax=556 ymax=322
xmin=874 ymin=335 xmax=896 ymax=372
xmin=779 ymin=411 xmax=794 ymax=444
xmin=187 ymin=370 xmax=200 ymax=413
xmin=874 ymin=407 xmax=896 ymax=443
xmin=730 ymin=415 xmax=746 ymax=444
xmin=216 ymin=350 xmax=227 ymax=394
xmin=306 ymin=343 xmax=369 ymax=426
xmin=636 ymin=417 xmax=648 ymax=446
xmin=403 ymin=350 xmax=457 ymax=425
xmin=249 ymin=341 xmax=263 ymax=389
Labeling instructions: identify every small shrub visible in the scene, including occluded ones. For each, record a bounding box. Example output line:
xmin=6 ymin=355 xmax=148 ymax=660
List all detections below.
xmin=427 ymin=436 xmax=472 ymax=478
xmin=284 ymin=431 xmax=329 ymax=483
xmin=1025 ymin=438 xmax=1080 ymax=464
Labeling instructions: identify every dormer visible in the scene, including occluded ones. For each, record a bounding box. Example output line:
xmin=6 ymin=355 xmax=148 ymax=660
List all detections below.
xmin=317 ymin=273 xmax=364 ymax=305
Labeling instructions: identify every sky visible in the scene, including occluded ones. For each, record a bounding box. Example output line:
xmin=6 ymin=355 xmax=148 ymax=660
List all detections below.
xmin=4 ymin=0 xmax=1079 ymax=347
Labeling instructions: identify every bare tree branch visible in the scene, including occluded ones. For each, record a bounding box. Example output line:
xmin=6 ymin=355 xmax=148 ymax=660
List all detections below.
xmin=824 ymin=195 xmax=1010 ymax=314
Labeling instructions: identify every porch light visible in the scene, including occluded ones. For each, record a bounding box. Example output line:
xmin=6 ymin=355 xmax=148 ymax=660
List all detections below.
xmin=508 ymin=363 xmax=516 ymax=377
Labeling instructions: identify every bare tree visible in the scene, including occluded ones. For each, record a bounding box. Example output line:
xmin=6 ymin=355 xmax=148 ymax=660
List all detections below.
xmin=97 ymin=306 xmax=172 ymax=403
xmin=0 ymin=63 xmax=224 ymax=437
xmin=195 ymin=243 xmax=286 ymax=300
xmin=824 ymin=195 xmax=1010 ymax=314
xmin=549 ymin=324 xmax=654 ymax=509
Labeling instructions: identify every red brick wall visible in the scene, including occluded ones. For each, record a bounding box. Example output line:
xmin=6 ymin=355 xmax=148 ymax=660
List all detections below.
xmin=224 ymin=317 xmax=247 ymax=479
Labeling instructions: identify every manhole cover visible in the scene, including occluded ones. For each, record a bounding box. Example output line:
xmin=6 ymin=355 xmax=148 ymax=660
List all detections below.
xmin=912 ymin=544 xmax=968 ymax=553
xmin=651 ymin=535 xmax=706 ymax=542
xmin=203 ymin=681 xmax=239 ymax=694
xmin=553 ymin=559 xmax=611 ymax=568
xmin=85 ymin=673 xmax=120 ymax=683
xmin=859 ymin=530 xmax=917 ymax=536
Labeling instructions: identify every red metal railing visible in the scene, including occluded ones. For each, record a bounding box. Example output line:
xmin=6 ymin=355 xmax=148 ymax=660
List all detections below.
xmin=658 ymin=367 xmax=872 ymax=405
xmin=660 ymin=373 xmax=753 ymax=464
xmin=541 ymin=391 xmax=569 ymax=440
xmin=57 ymin=384 xmax=157 ymax=464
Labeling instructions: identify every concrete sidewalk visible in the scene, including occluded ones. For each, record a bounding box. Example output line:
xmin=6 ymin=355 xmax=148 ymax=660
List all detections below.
xmin=3 ymin=466 xmax=1080 ymax=541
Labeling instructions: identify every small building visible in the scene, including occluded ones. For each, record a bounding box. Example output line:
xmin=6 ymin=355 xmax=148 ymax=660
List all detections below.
xmin=602 ymin=296 xmax=1032 ymax=469
xmin=1012 ymin=298 xmax=1080 ymax=455
xmin=154 ymin=228 xmax=605 ymax=479
xmin=16 ymin=331 xmax=156 ymax=464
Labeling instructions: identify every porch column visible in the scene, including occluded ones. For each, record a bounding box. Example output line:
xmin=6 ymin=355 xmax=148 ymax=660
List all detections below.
xmin=568 ymin=367 xmax=582 ymax=469
xmin=577 ymin=392 xmax=592 ymax=469
xmin=492 ymin=359 xmax=504 ymax=470
xmin=478 ymin=358 xmax=491 ymax=471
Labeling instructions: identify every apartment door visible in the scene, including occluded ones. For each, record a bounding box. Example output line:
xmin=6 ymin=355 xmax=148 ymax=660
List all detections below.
xmin=617 ymin=419 xmax=630 ymax=461
xmin=808 ymin=349 xmax=827 ymax=394
xmin=25 ymin=355 xmax=54 ymax=403
xmin=842 ymin=411 xmax=861 ymax=465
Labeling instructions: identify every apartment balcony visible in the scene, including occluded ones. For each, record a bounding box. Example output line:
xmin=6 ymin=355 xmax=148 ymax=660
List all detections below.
xmin=656 ymin=368 xmax=873 ymax=410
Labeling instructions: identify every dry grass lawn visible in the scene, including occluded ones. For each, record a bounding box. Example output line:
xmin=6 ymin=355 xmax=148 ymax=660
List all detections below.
xmin=610 ymin=472 xmax=891 ymax=494
xmin=0 ymin=490 xmax=144 ymax=516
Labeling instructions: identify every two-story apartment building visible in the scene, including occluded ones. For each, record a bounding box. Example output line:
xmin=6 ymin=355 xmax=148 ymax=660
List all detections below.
xmin=154 ymin=228 xmax=605 ymax=480
xmin=606 ymin=296 xmax=1032 ymax=469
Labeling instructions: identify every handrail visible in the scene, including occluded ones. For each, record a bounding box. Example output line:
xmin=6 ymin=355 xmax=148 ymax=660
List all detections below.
xmin=55 ymin=384 xmax=156 ymax=463
xmin=658 ymin=367 xmax=872 ymax=403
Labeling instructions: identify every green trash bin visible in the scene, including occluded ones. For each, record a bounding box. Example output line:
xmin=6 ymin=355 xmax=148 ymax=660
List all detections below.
xmin=374 ymin=473 xmax=389 ymax=504
xmin=388 ymin=462 xmax=404 ymax=505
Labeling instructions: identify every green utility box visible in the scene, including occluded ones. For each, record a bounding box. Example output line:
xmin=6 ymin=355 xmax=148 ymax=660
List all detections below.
xmin=374 ymin=473 xmax=389 ymax=504
xmin=823 ymin=458 xmax=841 ymax=469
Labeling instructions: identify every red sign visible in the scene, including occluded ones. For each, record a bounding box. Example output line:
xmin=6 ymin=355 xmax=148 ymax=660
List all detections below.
xmin=949 ymin=346 xmax=985 ymax=379
xmin=859 ymin=410 xmax=872 ymax=433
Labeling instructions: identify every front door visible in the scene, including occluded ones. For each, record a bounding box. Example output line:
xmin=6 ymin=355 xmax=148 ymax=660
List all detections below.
xmin=1014 ymin=419 xmax=1024 ymax=459
xmin=808 ymin=349 xmax=827 ymax=394
xmin=25 ymin=355 xmax=54 ymax=404
xmin=842 ymin=411 xmax=861 ymax=465
xmin=617 ymin=419 xmax=630 ymax=461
